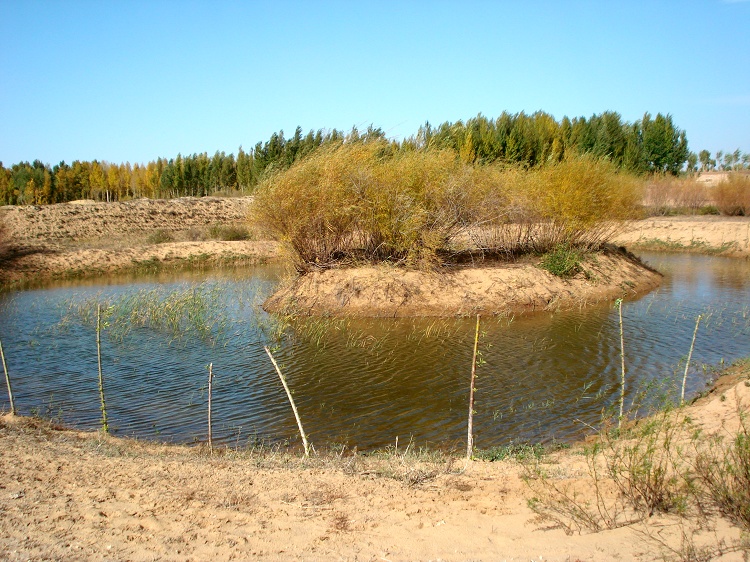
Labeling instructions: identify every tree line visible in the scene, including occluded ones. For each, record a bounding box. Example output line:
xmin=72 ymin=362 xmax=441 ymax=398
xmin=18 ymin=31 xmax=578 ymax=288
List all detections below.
xmin=0 ymin=111 xmax=745 ymax=206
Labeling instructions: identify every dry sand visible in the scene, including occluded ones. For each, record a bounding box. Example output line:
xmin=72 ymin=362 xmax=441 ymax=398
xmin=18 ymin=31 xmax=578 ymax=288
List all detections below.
xmin=0 ymin=197 xmax=280 ymax=288
xmin=1 ymin=365 xmax=748 ymax=561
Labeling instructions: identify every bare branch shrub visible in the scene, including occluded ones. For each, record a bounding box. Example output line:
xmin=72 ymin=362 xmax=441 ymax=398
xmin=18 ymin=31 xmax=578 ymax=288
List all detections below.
xmin=644 ymin=176 xmax=709 ymax=215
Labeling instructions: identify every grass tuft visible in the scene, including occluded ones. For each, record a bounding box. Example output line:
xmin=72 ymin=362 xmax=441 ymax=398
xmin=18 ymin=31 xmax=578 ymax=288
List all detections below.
xmin=539 ymin=245 xmax=584 ymax=277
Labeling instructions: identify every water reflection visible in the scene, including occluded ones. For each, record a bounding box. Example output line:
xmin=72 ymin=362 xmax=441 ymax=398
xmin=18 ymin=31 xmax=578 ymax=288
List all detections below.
xmin=0 ymin=253 xmax=748 ymax=450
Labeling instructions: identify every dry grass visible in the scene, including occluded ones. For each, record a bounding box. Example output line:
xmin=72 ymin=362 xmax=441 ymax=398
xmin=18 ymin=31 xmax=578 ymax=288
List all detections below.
xmin=644 ymin=176 xmax=710 ymax=215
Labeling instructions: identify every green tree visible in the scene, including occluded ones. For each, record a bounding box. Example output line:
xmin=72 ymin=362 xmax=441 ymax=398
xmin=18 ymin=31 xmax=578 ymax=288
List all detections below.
xmin=640 ymin=113 xmax=688 ymax=174
xmin=686 ymin=152 xmax=698 ymax=174
xmin=698 ymin=149 xmax=711 ymax=171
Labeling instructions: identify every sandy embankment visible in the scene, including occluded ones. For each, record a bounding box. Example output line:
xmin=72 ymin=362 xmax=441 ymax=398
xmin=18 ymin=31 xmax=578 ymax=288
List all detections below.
xmin=614 ymin=215 xmax=750 ymax=257
xmin=0 ymin=197 xmax=280 ymax=287
xmin=1 ymin=365 xmax=748 ymax=561
xmin=265 ymin=247 xmax=662 ymax=317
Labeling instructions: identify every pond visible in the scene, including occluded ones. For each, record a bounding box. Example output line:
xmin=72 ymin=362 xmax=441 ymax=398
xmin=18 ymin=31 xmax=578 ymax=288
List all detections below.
xmin=1 ymin=253 xmax=748 ymax=451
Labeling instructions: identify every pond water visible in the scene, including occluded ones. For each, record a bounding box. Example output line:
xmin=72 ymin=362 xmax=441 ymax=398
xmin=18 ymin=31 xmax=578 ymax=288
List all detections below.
xmin=0 ymin=253 xmax=748 ymax=451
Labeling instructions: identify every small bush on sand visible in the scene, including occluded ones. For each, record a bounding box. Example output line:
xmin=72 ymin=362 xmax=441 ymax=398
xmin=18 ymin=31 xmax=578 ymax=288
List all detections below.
xmin=539 ymin=245 xmax=584 ymax=278
xmin=147 ymin=229 xmax=174 ymax=244
xmin=252 ymin=143 xmax=643 ymax=272
xmin=694 ymin=416 xmax=750 ymax=529
xmin=714 ymin=173 xmax=750 ymax=216
xmin=208 ymin=223 xmax=251 ymax=241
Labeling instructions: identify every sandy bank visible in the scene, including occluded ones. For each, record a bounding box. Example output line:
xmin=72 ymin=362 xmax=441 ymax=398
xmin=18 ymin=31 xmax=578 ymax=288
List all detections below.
xmin=264 ymin=247 xmax=662 ymax=317
xmin=1 ymin=363 xmax=748 ymax=561
xmin=614 ymin=215 xmax=750 ymax=257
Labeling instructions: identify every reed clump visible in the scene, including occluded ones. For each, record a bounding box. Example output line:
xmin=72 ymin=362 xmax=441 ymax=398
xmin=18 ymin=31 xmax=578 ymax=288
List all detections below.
xmin=251 ymin=142 xmax=643 ymax=272
xmin=714 ymin=173 xmax=750 ymax=216
xmin=60 ymin=282 xmax=234 ymax=345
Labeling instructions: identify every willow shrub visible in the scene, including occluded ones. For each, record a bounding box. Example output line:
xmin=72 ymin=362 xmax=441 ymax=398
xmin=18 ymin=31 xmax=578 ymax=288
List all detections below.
xmin=252 ymin=142 xmax=482 ymax=271
xmin=251 ymin=143 xmax=643 ymax=272
xmin=714 ymin=173 xmax=750 ymax=216
xmin=467 ymin=156 xmax=643 ymax=255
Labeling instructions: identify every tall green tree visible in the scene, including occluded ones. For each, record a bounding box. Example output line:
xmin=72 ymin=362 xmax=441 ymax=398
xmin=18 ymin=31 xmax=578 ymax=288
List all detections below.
xmin=640 ymin=113 xmax=688 ymax=174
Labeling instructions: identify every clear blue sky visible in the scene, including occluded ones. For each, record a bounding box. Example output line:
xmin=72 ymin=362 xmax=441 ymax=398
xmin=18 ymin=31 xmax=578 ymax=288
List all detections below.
xmin=2 ymin=0 xmax=748 ymax=166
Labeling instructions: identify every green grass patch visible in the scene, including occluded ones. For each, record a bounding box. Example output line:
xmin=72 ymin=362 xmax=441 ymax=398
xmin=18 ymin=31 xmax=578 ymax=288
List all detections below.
xmin=539 ymin=245 xmax=585 ymax=277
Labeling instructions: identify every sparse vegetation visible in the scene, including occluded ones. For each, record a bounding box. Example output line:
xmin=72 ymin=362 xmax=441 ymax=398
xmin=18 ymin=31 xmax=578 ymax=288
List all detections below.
xmin=207 ymin=223 xmax=252 ymax=241
xmin=644 ymin=176 xmax=709 ymax=215
xmin=146 ymin=228 xmax=174 ymax=244
xmin=524 ymin=389 xmax=750 ymax=557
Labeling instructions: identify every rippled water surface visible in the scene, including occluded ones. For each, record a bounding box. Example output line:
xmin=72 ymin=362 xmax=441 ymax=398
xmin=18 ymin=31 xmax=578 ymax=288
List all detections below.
xmin=1 ymin=253 xmax=748 ymax=450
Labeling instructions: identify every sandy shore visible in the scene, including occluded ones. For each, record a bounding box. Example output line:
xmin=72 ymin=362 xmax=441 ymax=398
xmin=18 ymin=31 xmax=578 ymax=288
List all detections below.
xmin=614 ymin=215 xmax=750 ymax=258
xmin=264 ymin=247 xmax=662 ymax=317
xmin=1 ymin=364 xmax=748 ymax=561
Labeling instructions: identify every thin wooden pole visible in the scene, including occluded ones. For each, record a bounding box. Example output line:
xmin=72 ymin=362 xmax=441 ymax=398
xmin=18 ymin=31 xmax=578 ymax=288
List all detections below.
xmin=97 ymin=304 xmax=109 ymax=433
xmin=616 ymin=299 xmax=625 ymax=430
xmin=264 ymin=346 xmax=309 ymax=457
xmin=467 ymin=314 xmax=480 ymax=459
xmin=208 ymin=363 xmax=214 ymax=453
xmin=681 ymin=315 xmax=702 ymax=406
xmin=1 ymin=339 xmax=16 ymax=416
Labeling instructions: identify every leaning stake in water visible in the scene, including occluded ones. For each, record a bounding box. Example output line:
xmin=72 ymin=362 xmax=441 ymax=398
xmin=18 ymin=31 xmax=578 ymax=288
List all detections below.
xmin=264 ymin=346 xmax=310 ymax=457
xmin=467 ymin=314 xmax=480 ymax=459
xmin=96 ymin=304 xmax=109 ymax=433
xmin=207 ymin=363 xmax=214 ymax=453
xmin=0 ymin=339 xmax=16 ymax=415
xmin=681 ymin=315 xmax=702 ymax=406
xmin=616 ymin=298 xmax=626 ymax=430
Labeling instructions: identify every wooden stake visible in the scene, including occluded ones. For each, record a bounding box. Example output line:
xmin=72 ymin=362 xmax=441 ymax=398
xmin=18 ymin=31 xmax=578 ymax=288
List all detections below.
xmin=616 ymin=299 xmax=625 ymax=430
xmin=681 ymin=315 xmax=702 ymax=406
xmin=97 ymin=304 xmax=109 ymax=433
xmin=467 ymin=314 xmax=480 ymax=459
xmin=1 ymin=339 xmax=16 ymax=416
xmin=208 ymin=363 xmax=214 ymax=453
xmin=264 ymin=346 xmax=310 ymax=457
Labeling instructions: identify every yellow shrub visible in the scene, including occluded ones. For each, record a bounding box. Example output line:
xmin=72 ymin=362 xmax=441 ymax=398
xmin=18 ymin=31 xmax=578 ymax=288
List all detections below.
xmin=252 ymin=146 xmax=644 ymax=270
xmin=714 ymin=173 xmax=750 ymax=216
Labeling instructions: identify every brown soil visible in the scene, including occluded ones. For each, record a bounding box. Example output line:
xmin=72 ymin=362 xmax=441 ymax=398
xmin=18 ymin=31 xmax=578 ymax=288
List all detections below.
xmin=264 ymin=247 xmax=662 ymax=317
xmin=2 ymin=364 xmax=748 ymax=561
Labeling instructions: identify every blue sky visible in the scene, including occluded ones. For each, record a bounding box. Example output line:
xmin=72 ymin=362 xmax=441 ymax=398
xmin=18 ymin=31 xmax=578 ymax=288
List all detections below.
xmin=1 ymin=0 xmax=749 ymax=166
